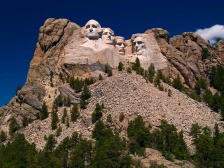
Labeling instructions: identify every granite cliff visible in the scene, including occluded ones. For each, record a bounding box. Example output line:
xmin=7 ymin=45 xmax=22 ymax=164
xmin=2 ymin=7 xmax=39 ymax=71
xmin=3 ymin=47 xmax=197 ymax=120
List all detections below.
xmin=0 ymin=18 xmax=224 ymax=167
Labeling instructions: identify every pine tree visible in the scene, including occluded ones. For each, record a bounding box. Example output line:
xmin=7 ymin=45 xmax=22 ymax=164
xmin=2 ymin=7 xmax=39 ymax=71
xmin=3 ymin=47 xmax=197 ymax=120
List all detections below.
xmin=99 ymin=74 xmax=103 ymax=80
xmin=0 ymin=130 xmax=7 ymax=142
xmin=66 ymin=117 xmax=70 ymax=128
xmin=40 ymin=101 xmax=48 ymax=120
xmin=61 ymin=108 xmax=67 ymax=124
xmin=172 ymin=74 xmax=183 ymax=91
xmin=44 ymin=134 xmax=56 ymax=152
xmin=51 ymin=108 xmax=59 ymax=130
xmin=92 ymin=103 xmax=103 ymax=123
xmin=71 ymin=104 xmax=80 ymax=122
xmin=9 ymin=116 xmax=20 ymax=137
xmin=80 ymin=99 xmax=87 ymax=109
xmin=118 ymin=62 xmax=124 ymax=71
xmin=80 ymin=84 xmax=91 ymax=100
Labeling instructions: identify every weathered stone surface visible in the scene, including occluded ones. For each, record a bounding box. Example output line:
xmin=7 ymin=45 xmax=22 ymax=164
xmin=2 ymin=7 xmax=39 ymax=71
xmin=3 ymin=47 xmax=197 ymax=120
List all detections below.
xmin=152 ymin=28 xmax=223 ymax=88
xmin=216 ymin=39 xmax=224 ymax=61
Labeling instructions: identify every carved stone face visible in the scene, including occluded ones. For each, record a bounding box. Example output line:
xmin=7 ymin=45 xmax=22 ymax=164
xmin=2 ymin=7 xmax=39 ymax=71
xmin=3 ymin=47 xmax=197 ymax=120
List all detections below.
xmin=85 ymin=19 xmax=101 ymax=40
xmin=102 ymin=28 xmax=114 ymax=45
xmin=133 ymin=37 xmax=146 ymax=55
xmin=115 ymin=37 xmax=125 ymax=55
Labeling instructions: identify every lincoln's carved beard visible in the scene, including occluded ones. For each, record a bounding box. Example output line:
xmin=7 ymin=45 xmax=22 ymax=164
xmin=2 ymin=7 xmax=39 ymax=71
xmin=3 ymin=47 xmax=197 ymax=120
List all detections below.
xmin=102 ymin=28 xmax=114 ymax=45
xmin=85 ymin=19 xmax=101 ymax=40
xmin=133 ymin=37 xmax=146 ymax=55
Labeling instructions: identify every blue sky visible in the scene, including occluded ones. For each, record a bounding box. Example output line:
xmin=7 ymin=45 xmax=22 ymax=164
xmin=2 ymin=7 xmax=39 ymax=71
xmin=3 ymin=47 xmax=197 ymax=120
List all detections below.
xmin=0 ymin=0 xmax=224 ymax=106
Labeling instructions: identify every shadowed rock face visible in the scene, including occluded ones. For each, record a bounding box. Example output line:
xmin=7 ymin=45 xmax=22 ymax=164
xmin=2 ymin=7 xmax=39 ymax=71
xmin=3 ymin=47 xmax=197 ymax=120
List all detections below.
xmin=0 ymin=18 xmax=224 ymax=137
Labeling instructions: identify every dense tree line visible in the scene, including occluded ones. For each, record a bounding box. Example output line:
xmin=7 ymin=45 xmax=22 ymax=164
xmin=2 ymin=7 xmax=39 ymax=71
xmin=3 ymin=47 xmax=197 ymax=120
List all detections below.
xmin=190 ymin=123 xmax=224 ymax=167
xmin=127 ymin=116 xmax=190 ymax=160
xmin=0 ymin=121 xmax=134 ymax=167
xmin=2 ymin=115 xmax=224 ymax=167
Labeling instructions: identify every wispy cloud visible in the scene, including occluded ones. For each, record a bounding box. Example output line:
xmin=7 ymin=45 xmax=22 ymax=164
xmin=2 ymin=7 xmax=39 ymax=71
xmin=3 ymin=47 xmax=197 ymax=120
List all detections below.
xmin=195 ymin=25 xmax=224 ymax=45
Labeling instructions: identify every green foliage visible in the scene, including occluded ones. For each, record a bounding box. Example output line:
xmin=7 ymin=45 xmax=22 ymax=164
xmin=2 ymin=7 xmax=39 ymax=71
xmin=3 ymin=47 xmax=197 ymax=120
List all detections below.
xmin=66 ymin=116 xmax=70 ymax=128
xmin=189 ymin=90 xmax=202 ymax=102
xmin=118 ymin=62 xmax=124 ymax=71
xmin=127 ymin=67 xmax=132 ymax=73
xmin=22 ymin=115 xmax=31 ymax=127
xmin=69 ymin=77 xmax=84 ymax=93
xmin=69 ymin=139 xmax=92 ymax=168
xmin=210 ymin=66 xmax=224 ymax=92
xmin=127 ymin=115 xmax=151 ymax=156
xmin=92 ymin=120 xmax=131 ymax=167
xmin=168 ymin=89 xmax=172 ymax=97
xmin=132 ymin=57 xmax=141 ymax=70
xmin=80 ymin=99 xmax=87 ymax=109
xmin=9 ymin=116 xmax=20 ymax=137
xmin=106 ymin=114 xmax=113 ymax=123
xmin=201 ymin=48 xmax=210 ymax=60
xmin=61 ymin=108 xmax=67 ymax=124
xmin=71 ymin=103 xmax=80 ymax=122
xmin=105 ymin=64 xmax=113 ymax=76
xmin=80 ymin=84 xmax=91 ymax=100
xmin=0 ymin=134 xmax=38 ymax=168
xmin=51 ymin=109 xmax=59 ymax=130
xmin=92 ymin=103 xmax=103 ymax=123
xmin=50 ymin=71 xmax=54 ymax=87
xmin=0 ymin=130 xmax=7 ymax=142
xmin=190 ymin=123 xmax=202 ymax=144
xmin=56 ymin=125 xmax=62 ymax=137
xmin=148 ymin=63 xmax=155 ymax=83
xmin=172 ymin=74 xmax=184 ymax=91
xmin=65 ymin=96 xmax=71 ymax=107
xmin=189 ymin=124 xmax=224 ymax=167
xmin=44 ymin=134 xmax=57 ymax=153
xmin=40 ymin=101 xmax=48 ymax=120
xmin=119 ymin=112 xmax=125 ymax=122
xmin=152 ymin=120 xmax=190 ymax=160
xmin=195 ymin=77 xmax=208 ymax=95
xmin=54 ymin=95 xmax=63 ymax=107
xmin=99 ymin=74 xmax=103 ymax=80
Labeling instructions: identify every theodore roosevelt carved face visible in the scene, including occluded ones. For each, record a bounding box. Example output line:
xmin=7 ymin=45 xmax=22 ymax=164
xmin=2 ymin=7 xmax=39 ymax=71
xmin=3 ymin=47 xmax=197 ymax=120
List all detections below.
xmin=102 ymin=28 xmax=115 ymax=45
xmin=85 ymin=19 xmax=101 ymax=40
xmin=115 ymin=36 xmax=125 ymax=55
xmin=133 ymin=36 xmax=146 ymax=55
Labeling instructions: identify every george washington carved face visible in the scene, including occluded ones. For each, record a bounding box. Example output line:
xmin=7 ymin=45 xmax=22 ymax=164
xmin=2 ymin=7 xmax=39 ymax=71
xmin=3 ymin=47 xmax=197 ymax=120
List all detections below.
xmin=85 ymin=19 xmax=101 ymax=40
xmin=102 ymin=28 xmax=115 ymax=45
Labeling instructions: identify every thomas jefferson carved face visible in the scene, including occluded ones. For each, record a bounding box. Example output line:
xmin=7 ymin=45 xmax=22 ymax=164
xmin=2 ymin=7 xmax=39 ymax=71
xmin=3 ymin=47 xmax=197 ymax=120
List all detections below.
xmin=133 ymin=37 xmax=146 ymax=55
xmin=102 ymin=28 xmax=115 ymax=45
xmin=85 ymin=19 xmax=101 ymax=40
xmin=115 ymin=37 xmax=125 ymax=55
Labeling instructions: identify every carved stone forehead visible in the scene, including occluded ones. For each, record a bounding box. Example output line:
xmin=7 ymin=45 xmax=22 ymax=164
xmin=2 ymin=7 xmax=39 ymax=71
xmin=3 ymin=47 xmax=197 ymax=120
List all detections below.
xmin=115 ymin=36 xmax=125 ymax=42
xmin=85 ymin=19 xmax=101 ymax=28
xmin=133 ymin=36 xmax=144 ymax=43
xmin=103 ymin=28 xmax=114 ymax=35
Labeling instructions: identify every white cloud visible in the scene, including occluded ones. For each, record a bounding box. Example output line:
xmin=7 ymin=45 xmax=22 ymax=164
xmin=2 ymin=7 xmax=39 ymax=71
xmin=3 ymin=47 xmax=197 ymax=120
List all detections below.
xmin=195 ymin=24 xmax=224 ymax=45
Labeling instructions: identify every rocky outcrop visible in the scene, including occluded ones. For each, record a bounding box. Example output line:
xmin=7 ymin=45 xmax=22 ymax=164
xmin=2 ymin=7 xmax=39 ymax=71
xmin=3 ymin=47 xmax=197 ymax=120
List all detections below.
xmin=150 ymin=29 xmax=223 ymax=88
xmin=216 ymin=39 xmax=224 ymax=61
xmin=0 ymin=18 xmax=80 ymax=130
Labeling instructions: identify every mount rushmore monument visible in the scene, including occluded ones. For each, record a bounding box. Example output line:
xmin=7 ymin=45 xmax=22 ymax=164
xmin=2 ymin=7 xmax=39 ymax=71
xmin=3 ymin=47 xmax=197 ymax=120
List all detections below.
xmin=63 ymin=19 xmax=168 ymax=70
